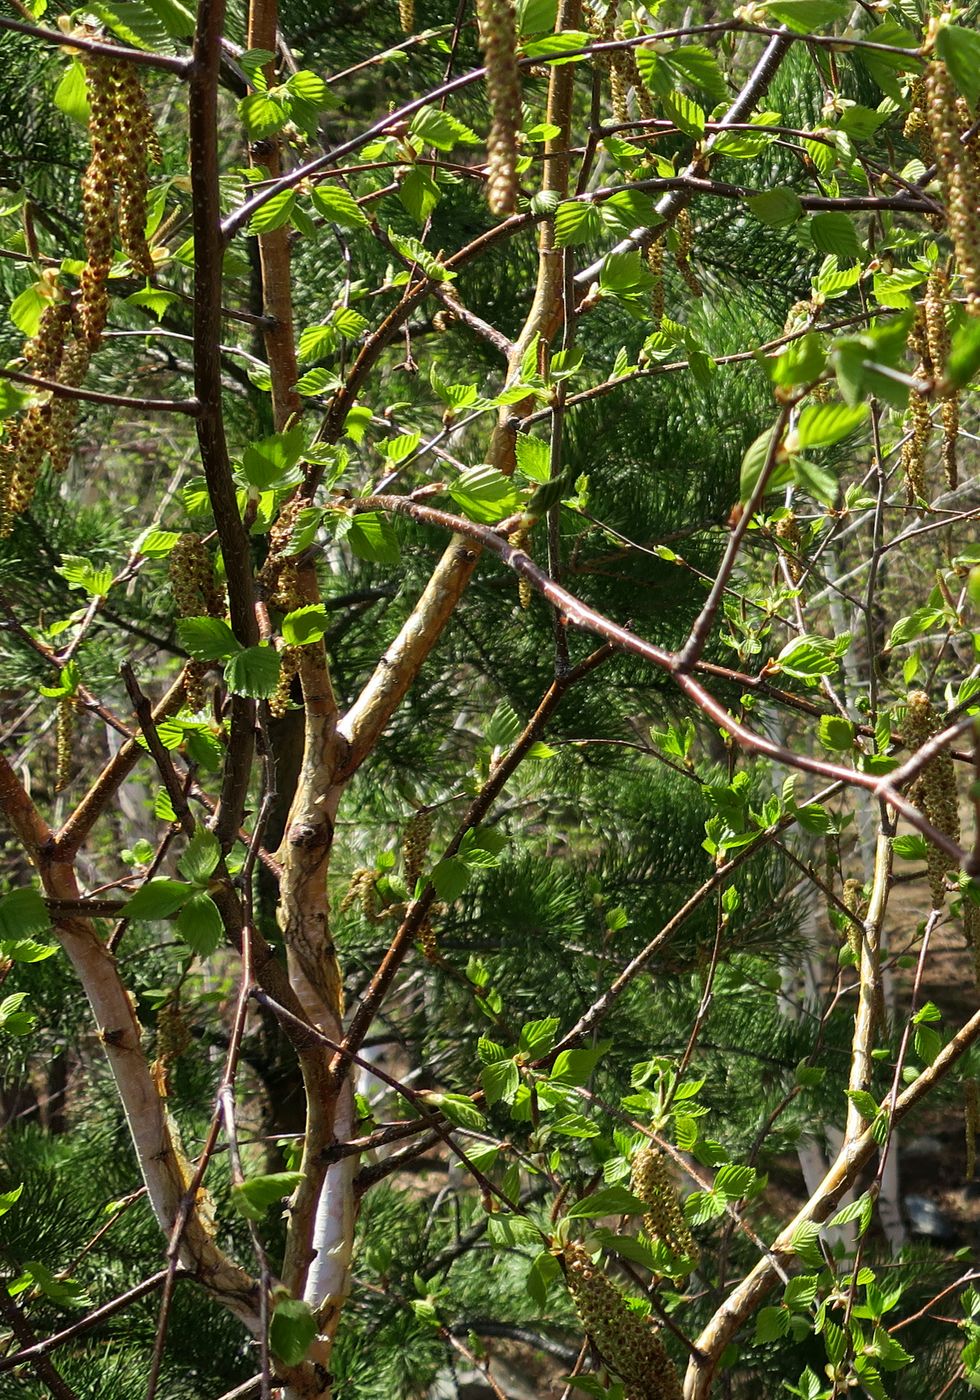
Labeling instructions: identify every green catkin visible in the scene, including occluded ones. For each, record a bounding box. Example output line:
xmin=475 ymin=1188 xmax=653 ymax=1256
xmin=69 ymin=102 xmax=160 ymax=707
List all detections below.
xmin=477 ymin=0 xmax=522 ymax=216
xmin=55 ymin=695 xmax=75 ymax=793
xmin=402 ymin=808 xmax=433 ymax=891
xmin=903 ymin=691 xmax=959 ymax=908
xmin=340 ymin=868 xmax=382 ymax=924
xmin=925 ymin=52 xmax=980 ymax=315
xmin=630 ymin=1145 xmax=699 ymax=1267
xmin=564 ymin=1240 xmax=683 ymax=1400
xmin=965 ymin=1077 xmax=979 ymax=1179
xmin=901 ymin=310 xmax=931 ymax=507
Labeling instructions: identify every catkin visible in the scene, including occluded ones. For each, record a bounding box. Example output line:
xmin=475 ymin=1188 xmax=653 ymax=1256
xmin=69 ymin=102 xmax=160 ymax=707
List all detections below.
xmin=925 ymin=52 xmax=980 ymax=315
xmin=904 ymin=691 xmax=959 ymax=908
xmin=564 ymin=1240 xmax=683 ymax=1400
xmin=630 ymin=1146 xmax=699 ymax=1267
xmin=647 ymin=234 xmax=665 ymax=324
xmin=340 ymin=867 xmax=382 ymax=923
xmin=841 ymin=878 xmax=866 ymax=963
xmin=270 ymin=645 xmax=300 ymax=719
xmin=774 ymin=513 xmax=802 ymax=585
xmin=507 ymin=523 xmax=533 ymax=609
xmin=901 ymin=310 xmax=932 ymax=507
xmin=402 ymin=808 xmax=434 ymax=891
xmin=55 ymin=695 xmax=75 ymax=792
xmin=477 ymin=0 xmax=522 ymax=215
xmin=965 ymin=1077 xmax=979 ymax=1179
xmin=925 ymin=268 xmax=958 ymax=488
xmin=673 ymin=209 xmax=702 ymax=297
xmin=398 ymin=0 xmax=414 ymax=32
xmin=169 ymin=534 xmax=225 ymax=712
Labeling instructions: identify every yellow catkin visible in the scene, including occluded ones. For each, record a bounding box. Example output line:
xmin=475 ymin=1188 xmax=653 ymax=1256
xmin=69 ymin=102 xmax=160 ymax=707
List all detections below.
xmin=477 ymin=0 xmax=522 ymax=216
xmin=398 ymin=0 xmax=414 ymax=32
xmin=841 ymin=878 xmax=866 ymax=962
xmin=55 ymin=695 xmax=75 ymax=793
xmin=48 ymin=334 xmax=92 ymax=475
xmin=774 ymin=513 xmax=802 ymax=585
xmin=340 ymin=867 xmax=382 ymax=923
xmin=925 ymin=268 xmax=958 ymax=488
xmin=901 ymin=310 xmax=931 ymax=507
xmin=904 ymin=76 xmax=934 ymax=165
xmin=904 ymin=691 xmax=959 ymax=908
xmin=964 ymin=1077 xmax=979 ymax=1179
xmin=259 ymin=498 xmax=303 ymax=612
xmin=630 ymin=1146 xmax=698 ymax=1267
xmin=564 ymin=1240 xmax=683 ymax=1400
xmin=270 ymin=646 xmax=300 ymax=719
xmin=169 ymin=534 xmax=225 ymax=712
xmin=111 ymin=63 xmax=157 ymax=276
xmin=647 ymin=234 xmax=665 ymax=324
xmin=402 ymin=808 xmax=433 ymax=892
xmin=673 ymin=208 xmax=702 ymax=297
xmin=507 ymin=523 xmax=533 ymax=609
xmin=80 ymin=53 xmax=117 ymax=347
xmin=964 ymin=900 xmax=980 ymax=984
xmin=925 ymin=53 xmax=980 ymax=315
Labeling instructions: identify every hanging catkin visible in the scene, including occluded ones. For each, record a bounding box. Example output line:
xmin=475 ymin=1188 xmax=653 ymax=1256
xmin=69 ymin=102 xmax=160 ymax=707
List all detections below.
xmin=477 ymin=0 xmax=522 ymax=215
xmin=925 ymin=48 xmax=980 ymax=315
xmin=169 ymin=534 xmax=226 ymax=712
xmin=630 ymin=1145 xmax=699 ymax=1267
xmin=903 ymin=691 xmax=959 ymax=908
xmin=924 ymin=268 xmax=958 ymax=489
xmin=901 ymin=309 xmax=931 ymax=507
xmin=398 ymin=0 xmax=415 ymax=34
xmin=564 ymin=1240 xmax=683 ymax=1400
xmin=775 ymin=513 xmax=803 ymax=585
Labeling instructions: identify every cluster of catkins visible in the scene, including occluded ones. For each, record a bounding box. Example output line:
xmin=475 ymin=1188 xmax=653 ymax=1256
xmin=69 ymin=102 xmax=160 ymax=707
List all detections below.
xmin=476 ymin=0 xmax=522 ymax=215
xmin=921 ymin=37 xmax=980 ymax=315
xmin=169 ymin=534 xmax=226 ymax=712
xmin=903 ymin=691 xmax=959 ymax=909
xmin=563 ymin=1239 xmax=683 ymax=1400
xmin=630 ymin=1145 xmax=699 ymax=1267
xmin=0 ymin=49 xmax=157 ymax=532
xmin=774 ymin=512 xmax=803 ymax=585
xmin=402 ymin=808 xmax=438 ymax=957
xmin=901 ymin=269 xmax=958 ymax=506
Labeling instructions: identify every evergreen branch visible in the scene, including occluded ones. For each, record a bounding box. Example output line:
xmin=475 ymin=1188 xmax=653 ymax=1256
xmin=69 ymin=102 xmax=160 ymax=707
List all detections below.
xmin=0 ymin=1270 xmax=177 ymax=1378
xmin=0 ymin=14 xmax=193 ymax=73
xmin=0 ymin=365 xmax=200 ymax=414
xmin=684 ymin=1000 xmax=980 ymax=1398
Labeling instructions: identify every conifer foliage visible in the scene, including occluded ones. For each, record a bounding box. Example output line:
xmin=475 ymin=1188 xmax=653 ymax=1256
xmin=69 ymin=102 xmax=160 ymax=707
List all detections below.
xmin=2 ymin=2 xmax=980 ymax=1398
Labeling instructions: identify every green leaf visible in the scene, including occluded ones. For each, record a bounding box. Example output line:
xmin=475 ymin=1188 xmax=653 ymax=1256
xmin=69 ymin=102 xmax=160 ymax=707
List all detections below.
xmin=344 ymin=513 xmax=401 ymax=565
xmin=224 ymin=645 xmax=283 ymax=698
xmin=945 ymin=315 xmax=980 ymax=391
xmin=177 ymin=616 xmax=241 ymax=662
xmin=661 ymin=90 xmax=705 ymax=139
xmin=776 ymin=633 xmax=850 ymax=680
xmin=0 ymin=888 xmax=50 ymax=941
xmin=399 ymin=165 xmax=440 ymax=225
xmin=0 ymin=378 xmax=29 ymax=417
xmin=764 ymin=0 xmax=848 ymax=31
xmin=310 ymin=185 xmax=370 ymax=231
xmin=892 ymin=833 xmax=927 ymax=859
xmin=483 ymin=1057 xmax=520 ymax=1105
xmin=518 ymin=1016 xmax=559 ymax=1056
xmin=282 ymin=605 xmax=330 ymax=645
xmin=232 ymin=1171 xmax=303 ymax=1221
xmin=746 ymin=188 xmax=802 ymax=228
xmin=239 ymin=92 xmax=288 ymax=140
xmin=0 ymin=992 xmax=36 ymax=1037
xmin=550 ymin=1044 xmax=608 ymax=1086
xmin=485 ymin=702 xmax=522 ymax=749
xmin=54 ymin=60 xmax=90 ymax=125
xmin=55 ymin=555 xmax=114 ymax=597
xmin=430 ymin=856 xmax=470 ymax=901
xmin=755 ymin=1305 xmax=790 ymax=1343
xmin=515 ymin=433 xmax=551 ymax=483
xmin=818 ymin=716 xmax=855 ymax=751
xmin=0 ymin=1183 xmax=23 ymax=1217
xmin=122 ymin=879 xmax=192 ymax=920
xmin=175 ymin=891 xmax=223 ymax=957
xmin=739 ymin=424 xmax=791 ymax=503
xmin=178 ymin=829 xmax=221 ymax=885
xmin=795 ymin=402 xmax=867 ymax=449
xmin=269 ymin=1296 xmax=317 ymax=1367
xmin=420 ymin=1091 xmax=485 ymax=1131
xmin=248 ymin=190 xmax=296 ymax=235
xmin=525 ymin=1249 xmax=561 ymax=1307
xmin=846 ymin=1089 xmax=879 ymax=1122
xmin=667 ymin=45 xmax=728 ymax=104
xmin=935 ymin=24 xmax=980 ymax=109
xmin=553 ymin=201 xmax=602 ymax=248
xmin=713 ymin=1163 xmax=757 ymax=1200
xmin=767 ymin=332 xmax=827 ymax=388
xmin=10 ymin=284 xmax=47 ymax=338
xmin=449 ymin=464 xmax=521 ymax=524
xmin=136 ymin=528 xmax=180 ymax=558
xmin=564 ymin=1186 xmax=649 ymax=1219
xmin=409 ymin=105 xmax=479 ymax=150
xmin=126 ymin=288 xmax=178 ymax=321
xmin=808 ymin=212 xmax=861 ymax=260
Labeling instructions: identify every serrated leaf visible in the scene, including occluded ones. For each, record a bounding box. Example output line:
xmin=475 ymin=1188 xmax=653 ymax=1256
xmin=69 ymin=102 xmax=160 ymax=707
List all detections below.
xmin=449 ymin=464 xmax=521 ymax=524
xmin=935 ymin=24 xmax=980 ymax=109
xmin=232 ymin=1170 xmax=304 ymax=1221
xmin=224 ymin=645 xmax=282 ymax=698
xmin=310 ymin=185 xmax=370 ymax=230
xmin=808 ymin=212 xmax=861 ymax=260
xmin=282 ymin=605 xmax=330 ymax=645
xmin=661 ymin=89 xmax=705 ymax=139
xmin=420 ymin=1090 xmax=485 ymax=1131
xmin=0 ymin=888 xmax=50 ymax=942
xmin=175 ymin=891 xmax=223 ymax=957
xmin=795 ymin=402 xmax=867 ymax=449
xmin=746 ymin=187 xmax=802 ymax=227
xmin=344 ymin=512 xmax=401 ymax=565
xmin=54 ymin=60 xmax=90 ymax=125
xmin=518 ymin=1016 xmax=559 ymax=1056
xmin=122 ymin=878 xmax=192 ymax=920
xmin=177 ymin=616 xmax=241 ymax=662
xmin=269 ymin=1296 xmax=317 ymax=1367
xmin=483 ymin=1057 xmax=520 ymax=1105
xmin=178 ymin=829 xmax=220 ymax=885
xmin=553 ymin=201 xmax=602 ymax=248
xmin=564 ymin=1186 xmax=649 ymax=1219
